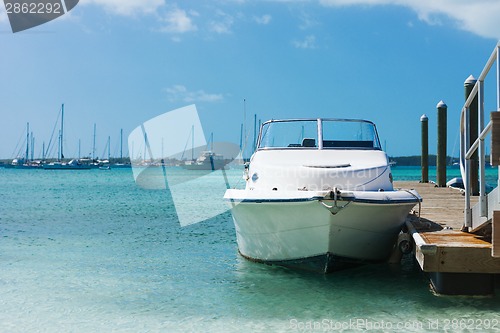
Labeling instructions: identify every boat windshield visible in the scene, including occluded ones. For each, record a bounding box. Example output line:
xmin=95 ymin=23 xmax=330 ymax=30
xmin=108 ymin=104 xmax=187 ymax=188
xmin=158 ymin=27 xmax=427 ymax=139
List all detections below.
xmin=258 ymin=119 xmax=381 ymax=150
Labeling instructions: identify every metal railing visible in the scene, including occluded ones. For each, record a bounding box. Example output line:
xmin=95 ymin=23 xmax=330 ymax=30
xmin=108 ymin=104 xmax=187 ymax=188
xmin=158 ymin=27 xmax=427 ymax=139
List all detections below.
xmin=460 ymin=41 xmax=500 ymax=230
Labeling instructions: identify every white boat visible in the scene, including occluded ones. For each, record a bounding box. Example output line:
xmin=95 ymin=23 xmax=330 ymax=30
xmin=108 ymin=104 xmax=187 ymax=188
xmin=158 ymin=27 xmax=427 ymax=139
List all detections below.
xmin=224 ymin=118 xmax=421 ymax=273
xmin=43 ymin=159 xmax=91 ymax=170
xmin=446 ymin=177 xmax=464 ymax=189
xmin=181 ymin=151 xmax=227 ymax=170
xmin=180 ymin=132 xmax=229 ymax=170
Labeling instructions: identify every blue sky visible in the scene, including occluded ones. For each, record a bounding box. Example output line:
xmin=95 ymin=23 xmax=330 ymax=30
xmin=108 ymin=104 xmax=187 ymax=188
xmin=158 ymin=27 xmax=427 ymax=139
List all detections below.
xmin=1 ymin=0 xmax=500 ymax=159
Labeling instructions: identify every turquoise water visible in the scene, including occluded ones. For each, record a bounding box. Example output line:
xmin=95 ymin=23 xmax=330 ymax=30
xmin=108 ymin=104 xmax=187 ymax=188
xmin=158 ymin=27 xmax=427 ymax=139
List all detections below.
xmin=1 ymin=167 xmax=500 ymax=332
xmin=392 ymin=165 xmax=499 ymax=185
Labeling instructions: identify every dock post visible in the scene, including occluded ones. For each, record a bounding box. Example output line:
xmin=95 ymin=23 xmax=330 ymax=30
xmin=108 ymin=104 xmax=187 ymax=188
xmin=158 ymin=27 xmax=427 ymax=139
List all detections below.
xmin=420 ymin=114 xmax=429 ymax=183
xmin=465 ymin=75 xmax=479 ymax=195
xmin=436 ymin=101 xmax=447 ymax=187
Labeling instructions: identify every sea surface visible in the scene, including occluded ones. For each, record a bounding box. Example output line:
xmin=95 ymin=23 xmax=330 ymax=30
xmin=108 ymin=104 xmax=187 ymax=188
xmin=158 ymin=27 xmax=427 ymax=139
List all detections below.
xmin=1 ymin=166 xmax=500 ymax=333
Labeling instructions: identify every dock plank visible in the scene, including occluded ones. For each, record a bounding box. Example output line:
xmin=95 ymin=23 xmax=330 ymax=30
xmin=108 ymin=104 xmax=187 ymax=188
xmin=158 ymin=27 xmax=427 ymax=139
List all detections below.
xmin=394 ymin=181 xmax=500 ymax=274
xmin=395 ymin=181 xmax=470 ymax=229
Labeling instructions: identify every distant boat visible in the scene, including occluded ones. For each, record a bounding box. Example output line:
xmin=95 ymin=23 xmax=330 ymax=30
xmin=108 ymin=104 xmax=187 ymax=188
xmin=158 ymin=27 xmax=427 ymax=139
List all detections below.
xmin=4 ymin=158 xmax=42 ymax=169
xmin=446 ymin=177 xmax=494 ymax=193
xmin=181 ymin=151 xmax=227 ymax=170
xmin=5 ymin=123 xmax=42 ymax=169
xmin=181 ymin=132 xmax=229 ymax=171
xmin=41 ymin=104 xmax=91 ymax=170
xmin=43 ymin=159 xmax=91 ymax=170
xmin=446 ymin=177 xmax=464 ymax=190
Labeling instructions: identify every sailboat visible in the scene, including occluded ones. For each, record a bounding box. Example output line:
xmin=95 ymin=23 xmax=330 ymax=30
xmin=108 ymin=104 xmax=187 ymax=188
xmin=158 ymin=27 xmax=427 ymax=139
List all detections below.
xmin=181 ymin=131 xmax=228 ymax=171
xmin=43 ymin=104 xmax=91 ymax=170
xmin=4 ymin=123 xmax=42 ymax=169
xmin=98 ymin=136 xmax=111 ymax=170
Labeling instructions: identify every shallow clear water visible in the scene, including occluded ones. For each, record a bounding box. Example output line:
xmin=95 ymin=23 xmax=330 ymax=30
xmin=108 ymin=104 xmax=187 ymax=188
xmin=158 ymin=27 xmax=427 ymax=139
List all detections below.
xmin=1 ymin=167 xmax=499 ymax=332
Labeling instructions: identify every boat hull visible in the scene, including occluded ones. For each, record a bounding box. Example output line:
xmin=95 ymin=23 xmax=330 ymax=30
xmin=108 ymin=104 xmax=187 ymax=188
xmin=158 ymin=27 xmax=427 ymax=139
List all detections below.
xmin=225 ymin=189 xmax=420 ymax=273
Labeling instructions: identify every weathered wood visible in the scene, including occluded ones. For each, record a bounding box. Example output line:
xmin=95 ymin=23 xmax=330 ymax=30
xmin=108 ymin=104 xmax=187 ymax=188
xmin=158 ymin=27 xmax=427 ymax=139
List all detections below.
xmin=407 ymin=219 xmax=500 ymax=273
xmin=396 ymin=181 xmax=500 ymax=274
xmin=421 ymin=114 xmax=429 ymax=183
xmin=493 ymin=210 xmax=500 ymax=258
xmin=436 ymin=101 xmax=447 ymax=187
xmin=490 ymin=111 xmax=500 ymax=166
xmin=395 ymin=181 xmax=472 ymax=230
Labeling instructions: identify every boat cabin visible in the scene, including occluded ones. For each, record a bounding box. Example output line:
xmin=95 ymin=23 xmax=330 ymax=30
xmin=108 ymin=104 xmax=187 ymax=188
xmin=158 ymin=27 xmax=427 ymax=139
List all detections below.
xmin=247 ymin=118 xmax=393 ymax=192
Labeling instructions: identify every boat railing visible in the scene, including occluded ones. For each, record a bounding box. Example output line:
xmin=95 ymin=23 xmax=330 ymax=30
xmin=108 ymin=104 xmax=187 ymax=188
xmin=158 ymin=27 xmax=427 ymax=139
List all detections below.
xmin=459 ymin=41 xmax=500 ymax=231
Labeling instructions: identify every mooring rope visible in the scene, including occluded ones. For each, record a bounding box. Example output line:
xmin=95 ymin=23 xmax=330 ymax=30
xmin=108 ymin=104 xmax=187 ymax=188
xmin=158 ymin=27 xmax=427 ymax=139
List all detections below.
xmin=403 ymin=189 xmax=422 ymax=222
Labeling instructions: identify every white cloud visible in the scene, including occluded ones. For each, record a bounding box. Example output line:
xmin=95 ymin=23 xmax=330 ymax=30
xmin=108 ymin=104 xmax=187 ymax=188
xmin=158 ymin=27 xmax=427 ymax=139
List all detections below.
xmin=165 ymin=85 xmax=224 ymax=103
xmin=82 ymin=0 xmax=164 ymax=16
xmin=0 ymin=6 xmax=7 ymax=24
xmin=209 ymin=10 xmax=234 ymax=34
xmin=298 ymin=12 xmax=318 ymax=30
xmin=293 ymin=35 xmax=316 ymax=49
xmin=318 ymin=0 xmax=500 ymax=39
xmin=254 ymin=14 xmax=272 ymax=25
xmin=160 ymin=8 xmax=198 ymax=34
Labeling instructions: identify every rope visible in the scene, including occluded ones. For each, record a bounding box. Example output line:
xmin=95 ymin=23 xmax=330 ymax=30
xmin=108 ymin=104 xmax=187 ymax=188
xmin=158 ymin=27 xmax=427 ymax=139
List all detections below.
xmin=403 ymin=189 xmax=422 ymax=222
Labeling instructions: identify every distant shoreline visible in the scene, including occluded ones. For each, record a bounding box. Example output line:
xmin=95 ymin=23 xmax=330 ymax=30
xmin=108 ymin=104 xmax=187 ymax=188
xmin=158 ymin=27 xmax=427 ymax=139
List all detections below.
xmin=388 ymin=155 xmax=459 ymax=167
xmin=0 ymin=155 xmax=461 ymax=167
xmin=0 ymin=157 xmax=131 ymax=166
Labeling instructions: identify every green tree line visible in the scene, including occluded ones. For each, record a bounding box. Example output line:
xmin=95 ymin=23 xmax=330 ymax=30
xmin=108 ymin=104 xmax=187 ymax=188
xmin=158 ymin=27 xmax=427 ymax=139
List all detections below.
xmin=389 ymin=155 xmax=459 ymax=166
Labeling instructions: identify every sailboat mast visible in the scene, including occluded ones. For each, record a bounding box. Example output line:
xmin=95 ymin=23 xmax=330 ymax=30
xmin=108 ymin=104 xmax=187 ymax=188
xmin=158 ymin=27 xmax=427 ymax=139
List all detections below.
xmin=161 ymin=137 xmax=164 ymax=159
xmin=243 ymin=99 xmax=246 ymax=154
xmin=58 ymin=130 xmax=61 ymax=161
xmin=25 ymin=122 xmax=29 ymax=161
xmin=92 ymin=123 xmax=96 ymax=160
xmin=143 ymin=130 xmax=147 ymax=162
xmin=239 ymin=123 xmax=243 ymax=151
xmin=108 ymin=136 xmax=110 ymax=160
xmin=60 ymin=104 xmax=64 ymax=160
xmin=191 ymin=125 xmax=194 ymax=161
xmin=253 ymin=114 xmax=257 ymax=152
xmin=258 ymin=119 xmax=261 ymax=140
xmin=31 ymin=133 xmax=34 ymax=161
xmin=120 ymin=128 xmax=123 ymax=159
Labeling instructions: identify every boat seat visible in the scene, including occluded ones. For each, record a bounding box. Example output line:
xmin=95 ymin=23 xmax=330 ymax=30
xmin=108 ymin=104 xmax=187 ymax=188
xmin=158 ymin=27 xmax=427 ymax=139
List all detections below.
xmin=302 ymin=138 xmax=316 ymax=147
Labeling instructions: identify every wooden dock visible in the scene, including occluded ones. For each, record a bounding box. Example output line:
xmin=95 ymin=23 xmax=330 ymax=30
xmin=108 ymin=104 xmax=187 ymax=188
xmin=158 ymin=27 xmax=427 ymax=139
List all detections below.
xmin=394 ymin=181 xmax=500 ymax=295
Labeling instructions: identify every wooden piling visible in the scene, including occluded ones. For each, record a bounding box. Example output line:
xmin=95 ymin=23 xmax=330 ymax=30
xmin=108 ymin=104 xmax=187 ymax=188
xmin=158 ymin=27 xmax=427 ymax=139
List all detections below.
xmin=465 ymin=75 xmax=479 ymax=195
xmin=420 ymin=114 xmax=428 ymax=183
xmin=436 ymin=101 xmax=447 ymax=187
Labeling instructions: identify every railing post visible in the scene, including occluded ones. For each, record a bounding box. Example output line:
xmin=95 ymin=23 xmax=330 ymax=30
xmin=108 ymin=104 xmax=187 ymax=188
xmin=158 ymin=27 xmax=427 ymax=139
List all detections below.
xmin=465 ymin=106 xmax=472 ymax=229
xmin=478 ymin=79 xmax=487 ymax=217
xmin=421 ymin=114 xmax=429 ymax=183
xmin=465 ymin=75 xmax=479 ymax=195
xmin=437 ymin=101 xmax=447 ymax=187
xmin=497 ymin=43 xmax=500 ymax=111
